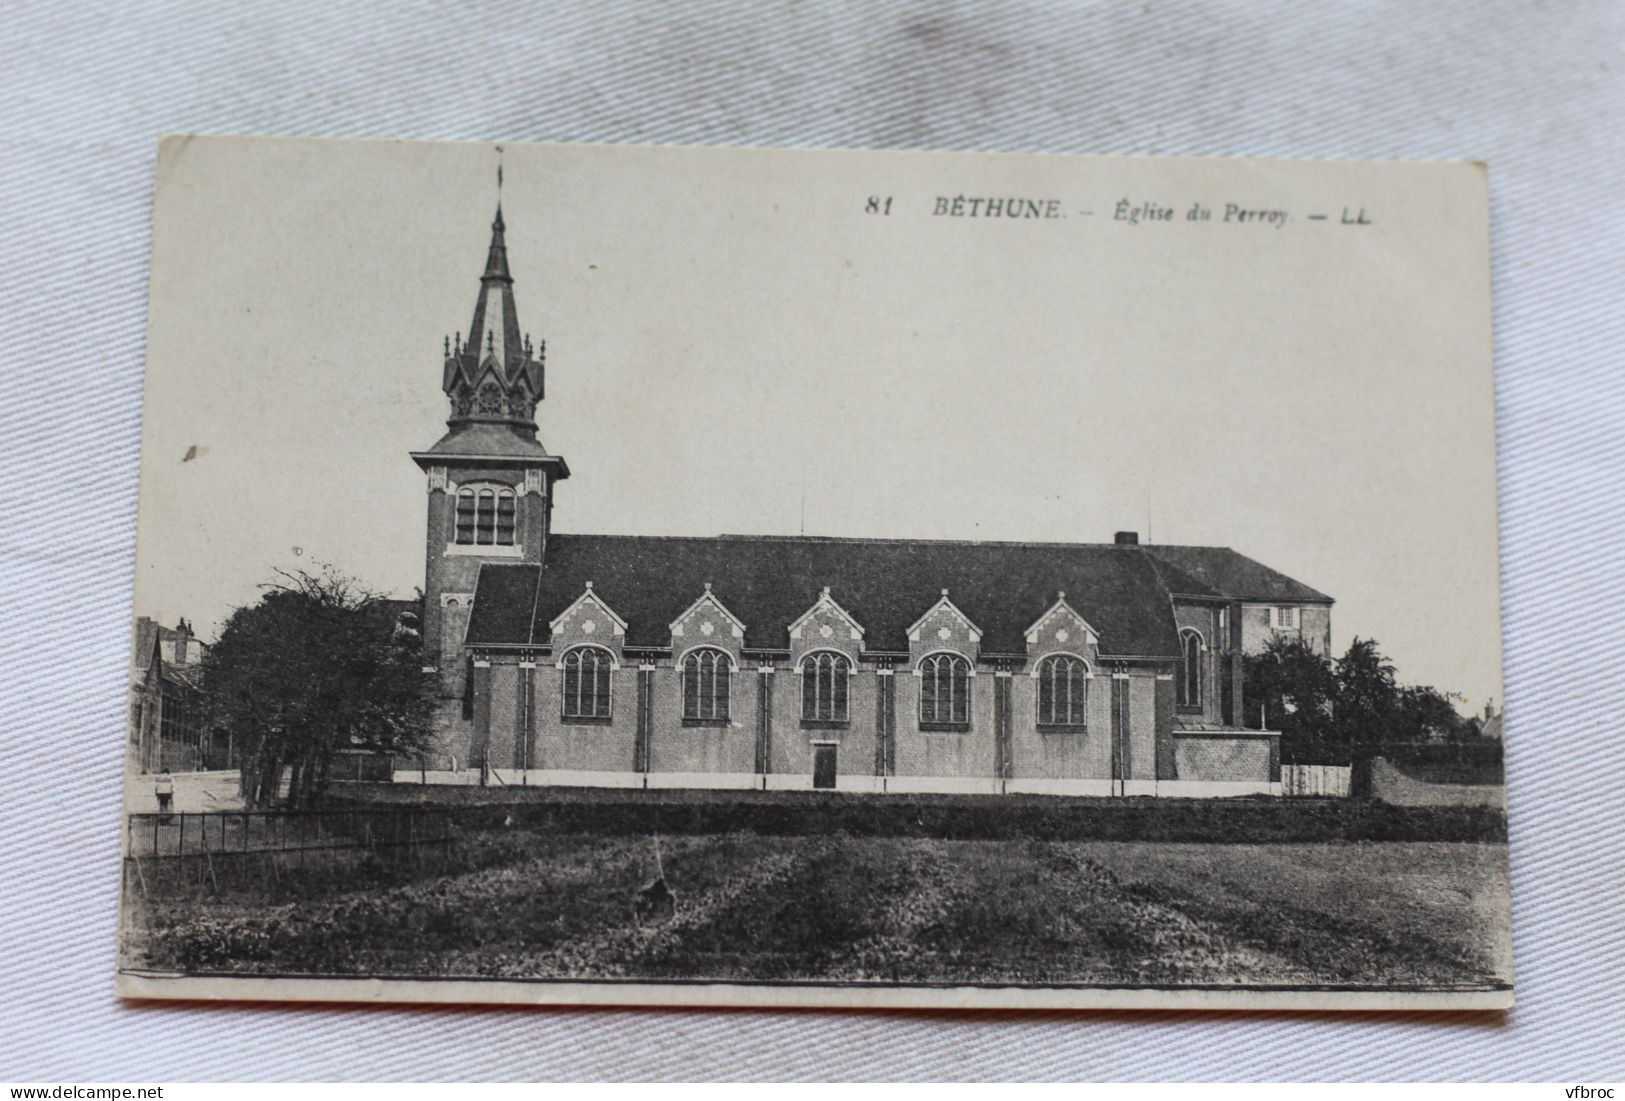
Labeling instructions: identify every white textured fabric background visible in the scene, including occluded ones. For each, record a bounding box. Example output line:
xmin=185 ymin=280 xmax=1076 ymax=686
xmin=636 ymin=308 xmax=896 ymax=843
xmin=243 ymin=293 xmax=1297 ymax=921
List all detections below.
xmin=2 ymin=0 xmax=1622 ymax=1082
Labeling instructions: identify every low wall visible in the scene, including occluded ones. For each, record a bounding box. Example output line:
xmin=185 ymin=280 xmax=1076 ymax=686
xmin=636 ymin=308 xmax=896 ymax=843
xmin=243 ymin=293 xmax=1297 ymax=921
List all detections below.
xmin=389 ymin=770 xmax=1277 ymax=798
xmin=1005 ymin=778 xmax=1114 ymax=797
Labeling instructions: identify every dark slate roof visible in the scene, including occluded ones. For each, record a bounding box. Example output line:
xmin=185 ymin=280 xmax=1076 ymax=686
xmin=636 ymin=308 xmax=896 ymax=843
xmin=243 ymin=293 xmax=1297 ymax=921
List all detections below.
xmin=414 ymin=422 xmax=559 ymax=462
xmin=1143 ymin=553 xmax=1224 ymax=601
xmin=161 ymin=663 xmax=205 ymax=691
xmin=1143 ymin=545 xmax=1332 ymax=604
xmin=466 ymin=534 xmax=1190 ymax=658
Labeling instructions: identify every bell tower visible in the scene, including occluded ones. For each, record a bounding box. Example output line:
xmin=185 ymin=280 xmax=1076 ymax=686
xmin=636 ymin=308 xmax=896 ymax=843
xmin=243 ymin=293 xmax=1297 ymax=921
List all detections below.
xmin=411 ymin=195 xmax=569 ymax=700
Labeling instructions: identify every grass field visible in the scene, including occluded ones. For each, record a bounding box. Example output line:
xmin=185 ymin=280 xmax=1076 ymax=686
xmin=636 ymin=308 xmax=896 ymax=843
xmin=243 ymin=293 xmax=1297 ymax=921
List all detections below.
xmin=125 ymin=830 xmax=1511 ymax=990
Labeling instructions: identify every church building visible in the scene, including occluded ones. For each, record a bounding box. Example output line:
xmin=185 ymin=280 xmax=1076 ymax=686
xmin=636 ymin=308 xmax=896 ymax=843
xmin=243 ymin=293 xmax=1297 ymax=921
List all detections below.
xmin=406 ymin=204 xmax=1333 ymax=797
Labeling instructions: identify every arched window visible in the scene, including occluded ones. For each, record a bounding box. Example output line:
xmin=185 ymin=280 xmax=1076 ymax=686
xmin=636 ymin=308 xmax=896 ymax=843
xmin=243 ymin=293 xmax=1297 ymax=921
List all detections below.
xmin=801 ymin=651 xmax=850 ymax=723
xmin=454 ymin=486 xmax=517 ymax=546
xmin=919 ymin=652 xmax=971 ymax=727
xmin=682 ymin=648 xmax=732 ymax=722
xmin=561 ymin=646 xmax=613 ymax=719
xmin=1038 ymin=655 xmax=1089 ymax=728
xmin=1178 ymin=629 xmax=1203 ymax=710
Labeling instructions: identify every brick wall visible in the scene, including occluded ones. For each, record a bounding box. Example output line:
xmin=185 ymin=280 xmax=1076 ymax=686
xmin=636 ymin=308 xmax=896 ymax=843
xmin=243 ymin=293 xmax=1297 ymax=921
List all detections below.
xmin=1174 ymin=735 xmax=1273 ymax=781
xmin=1173 ymin=602 xmax=1223 ymax=723
xmin=424 ymin=695 xmax=477 ymax=769
xmin=444 ymin=649 xmax=1180 ymax=790
xmin=646 ymin=664 xmax=757 ymax=774
xmin=766 ymin=666 xmax=880 ymax=782
xmin=419 ymin=461 xmax=548 ymax=698
xmin=532 ymin=659 xmax=639 ymax=771
xmin=892 ymin=667 xmax=997 ymax=778
xmin=487 ymin=662 xmax=520 ymax=768
xmin=1127 ymin=672 xmax=1158 ymax=780
xmin=1008 ymin=668 xmax=1112 ymax=779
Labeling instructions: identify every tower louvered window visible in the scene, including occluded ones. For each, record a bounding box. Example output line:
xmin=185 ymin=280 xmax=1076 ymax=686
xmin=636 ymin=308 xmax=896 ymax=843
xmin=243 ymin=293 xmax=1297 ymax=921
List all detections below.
xmin=561 ymin=646 xmax=613 ymax=719
xmin=919 ymin=653 xmax=971 ymax=727
xmin=682 ymin=648 xmax=732 ymax=722
xmin=801 ymin=652 xmax=850 ymax=723
xmin=1037 ymin=655 xmax=1089 ymax=728
xmin=454 ymin=486 xmax=517 ymax=546
xmin=494 ymin=491 xmax=515 ymax=544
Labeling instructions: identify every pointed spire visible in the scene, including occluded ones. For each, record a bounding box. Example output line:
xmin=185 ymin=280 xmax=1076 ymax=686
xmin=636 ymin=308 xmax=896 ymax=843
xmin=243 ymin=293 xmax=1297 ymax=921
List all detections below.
xmin=464 ymin=202 xmax=521 ymax=372
xmin=481 ymin=203 xmax=512 ymax=283
xmin=440 ymin=157 xmax=547 ymax=435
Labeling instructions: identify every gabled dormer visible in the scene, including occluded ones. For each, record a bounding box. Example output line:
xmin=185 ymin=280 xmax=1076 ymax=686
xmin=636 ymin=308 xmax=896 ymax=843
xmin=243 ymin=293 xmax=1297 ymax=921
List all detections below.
xmin=547 ymin=582 xmax=627 ymax=665
xmin=907 ymin=589 xmax=982 ymax=664
xmin=1023 ymin=592 xmax=1100 ymax=660
xmin=787 ymin=587 xmax=864 ymax=661
xmin=670 ymin=583 xmax=746 ymax=657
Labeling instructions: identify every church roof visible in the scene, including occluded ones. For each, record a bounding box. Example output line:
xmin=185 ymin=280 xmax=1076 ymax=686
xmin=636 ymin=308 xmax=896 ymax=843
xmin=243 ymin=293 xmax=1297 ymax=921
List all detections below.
xmin=1143 ymin=545 xmax=1333 ymax=604
xmin=413 ymin=422 xmax=563 ymax=464
xmin=1142 ymin=553 xmax=1224 ymax=601
xmin=465 ymin=534 xmax=1204 ymax=658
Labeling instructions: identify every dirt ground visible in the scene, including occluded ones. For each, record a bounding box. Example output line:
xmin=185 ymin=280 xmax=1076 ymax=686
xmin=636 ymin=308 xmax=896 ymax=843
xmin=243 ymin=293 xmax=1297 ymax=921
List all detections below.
xmin=124 ymin=833 xmax=1511 ymax=990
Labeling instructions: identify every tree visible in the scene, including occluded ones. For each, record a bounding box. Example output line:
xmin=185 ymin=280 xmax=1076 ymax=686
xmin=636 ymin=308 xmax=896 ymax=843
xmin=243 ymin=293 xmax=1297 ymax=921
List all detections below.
xmin=1392 ymin=684 xmax=1475 ymax=745
xmin=1243 ymin=636 xmax=1339 ymax=762
xmin=1246 ymin=633 xmax=1495 ymax=767
xmin=1334 ymin=637 xmax=1398 ymax=752
xmin=200 ymin=566 xmax=433 ymax=808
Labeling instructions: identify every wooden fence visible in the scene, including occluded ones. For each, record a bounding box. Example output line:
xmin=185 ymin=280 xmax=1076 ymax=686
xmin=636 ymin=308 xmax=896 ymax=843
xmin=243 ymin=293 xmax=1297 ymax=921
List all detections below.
xmin=1281 ymin=763 xmax=1352 ymax=798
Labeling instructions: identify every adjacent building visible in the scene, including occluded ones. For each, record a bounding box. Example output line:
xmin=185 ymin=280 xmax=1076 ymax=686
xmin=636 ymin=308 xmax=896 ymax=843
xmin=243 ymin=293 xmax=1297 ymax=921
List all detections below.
xmin=128 ymin=616 xmax=215 ymax=773
xmin=406 ymin=204 xmax=1333 ymax=796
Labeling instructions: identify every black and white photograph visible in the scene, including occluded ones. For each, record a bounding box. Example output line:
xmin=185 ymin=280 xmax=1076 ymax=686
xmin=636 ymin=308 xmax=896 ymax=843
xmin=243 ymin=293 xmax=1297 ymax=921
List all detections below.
xmin=115 ymin=134 xmax=1508 ymax=1012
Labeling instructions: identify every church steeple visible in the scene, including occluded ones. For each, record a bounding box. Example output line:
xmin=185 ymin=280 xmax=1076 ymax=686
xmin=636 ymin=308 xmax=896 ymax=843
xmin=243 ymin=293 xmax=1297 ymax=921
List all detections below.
xmin=412 ymin=177 xmax=570 ymax=701
xmin=441 ymin=202 xmax=545 ymax=435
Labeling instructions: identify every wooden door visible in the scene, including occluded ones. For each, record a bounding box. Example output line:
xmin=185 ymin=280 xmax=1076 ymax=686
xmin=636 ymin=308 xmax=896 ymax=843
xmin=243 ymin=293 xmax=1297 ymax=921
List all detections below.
xmin=813 ymin=744 xmax=837 ymax=789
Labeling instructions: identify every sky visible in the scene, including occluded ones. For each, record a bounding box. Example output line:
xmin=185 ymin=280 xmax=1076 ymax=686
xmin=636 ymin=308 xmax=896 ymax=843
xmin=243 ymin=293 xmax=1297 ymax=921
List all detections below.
xmin=133 ymin=136 xmax=1501 ymax=708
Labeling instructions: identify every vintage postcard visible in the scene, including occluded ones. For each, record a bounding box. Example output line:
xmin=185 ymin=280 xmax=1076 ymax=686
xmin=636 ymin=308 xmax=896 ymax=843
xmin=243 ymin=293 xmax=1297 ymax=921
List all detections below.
xmin=116 ymin=135 xmax=1509 ymax=1010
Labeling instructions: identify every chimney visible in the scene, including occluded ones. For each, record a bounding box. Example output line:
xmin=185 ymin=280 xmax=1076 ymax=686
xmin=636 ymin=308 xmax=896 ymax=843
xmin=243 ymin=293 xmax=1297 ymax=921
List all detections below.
xmin=1115 ymin=531 xmax=1139 ymax=545
xmin=1484 ymin=700 xmax=1495 ymax=721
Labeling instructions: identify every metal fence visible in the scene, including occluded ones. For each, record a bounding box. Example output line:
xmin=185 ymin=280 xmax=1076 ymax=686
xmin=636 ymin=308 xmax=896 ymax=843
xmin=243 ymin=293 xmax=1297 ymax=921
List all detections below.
xmin=125 ymin=807 xmax=454 ymax=861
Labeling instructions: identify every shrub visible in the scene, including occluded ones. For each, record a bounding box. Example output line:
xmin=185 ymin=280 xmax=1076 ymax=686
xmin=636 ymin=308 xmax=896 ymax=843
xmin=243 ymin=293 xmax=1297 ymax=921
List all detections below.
xmin=326 ymin=786 xmax=1506 ymax=844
